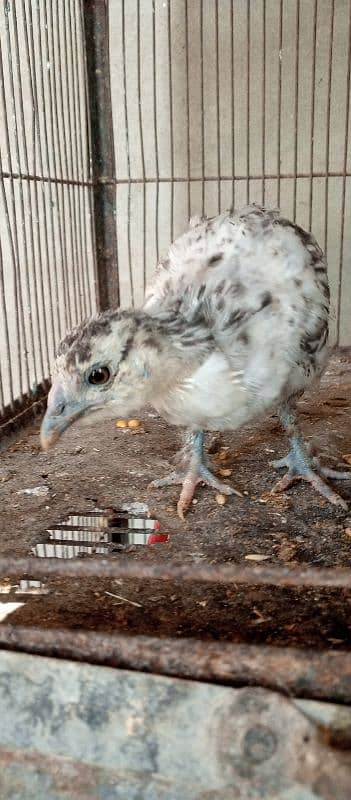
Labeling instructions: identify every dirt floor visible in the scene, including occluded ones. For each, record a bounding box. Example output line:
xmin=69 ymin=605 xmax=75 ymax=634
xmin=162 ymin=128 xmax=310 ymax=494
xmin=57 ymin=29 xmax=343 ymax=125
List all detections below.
xmin=1 ymin=350 xmax=351 ymax=650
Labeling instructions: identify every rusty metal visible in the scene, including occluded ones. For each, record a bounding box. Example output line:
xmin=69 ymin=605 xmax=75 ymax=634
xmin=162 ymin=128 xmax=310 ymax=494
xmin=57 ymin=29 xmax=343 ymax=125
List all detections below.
xmin=0 ymin=381 xmax=49 ymax=439
xmin=83 ymin=0 xmax=119 ymax=310
xmin=1 ymin=555 xmax=351 ymax=589
xmin=0 ymin=649 xmax=351 ymax=799
xmin=0 ymin=625 xmax=350 ymax=705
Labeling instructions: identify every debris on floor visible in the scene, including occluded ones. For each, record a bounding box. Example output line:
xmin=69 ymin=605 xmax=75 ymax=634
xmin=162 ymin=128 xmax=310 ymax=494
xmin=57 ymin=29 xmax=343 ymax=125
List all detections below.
xmin=0 ymin=603 xmax=24 ymax=622
xmin=16 ymin=485 xmax=50 ymax=497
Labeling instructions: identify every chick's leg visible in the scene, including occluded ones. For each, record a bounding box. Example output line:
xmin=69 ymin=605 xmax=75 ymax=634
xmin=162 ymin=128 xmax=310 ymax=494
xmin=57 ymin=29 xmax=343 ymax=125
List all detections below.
xmin=150 ymin=431 xmax=241 ymax=519
xmin=271 ymin=404 xmax=350 ymax=509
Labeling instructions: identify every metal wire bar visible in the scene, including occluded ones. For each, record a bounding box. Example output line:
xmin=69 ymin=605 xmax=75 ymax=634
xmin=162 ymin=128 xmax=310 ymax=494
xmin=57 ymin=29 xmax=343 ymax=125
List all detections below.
xmin=79 ymin=0 xmax=99 ymax=316
xmin=152 ymin=0 xmax=160 ymax=263
xmin=68 ymin=0 xmax=88 ymax=320
xmin=246 ymin=0 xmax=250 ymax=206
xmin=262 ymin=0 xmax=266 ymax=206
xmin=215 ymin=0 xmax=220 ymax=212
xmin=24 ymin=0 xmax=64 ymax=348
xmin=51 ymin=0 xmax=79 ymax=325
xmin=28 ymin=3 xmax=60 ymax=352
xmin=1 ymin=556 xmax=351 ymax=589
xmin=82 ymin=0 xmax=118 ymax=312
xmin=292 ymin=0 xmax=300 ymax=221
xmin=277 ymin=0 xmax=283 ymax=208
xmin=185 ymin=0 xmax=191 ymax=220
xmin=308 ymin=0 xmax=317 ymax=232
xmin=0 ymin=0 xmax=97 ymax=424
xmin=137 ymin=0 xmax=147 ymax=293
xmin=200 ymin=0 xmax=205 ymax=216
xmin=121 ymin=0 xmax=134 ymax=304
xmin=27 ymin=1 xmax=61 ymax=349
xmin=230 ymin=0 xmax=235 ymax=209
xmin=324 ymin=0 xmax=335 ymax=256
xmin=61 ymin=0 xmax=83 ymax=321
xmin=0 ymin=238 xmax=14 ymax=411
xmin=3 ymin=170 xmax=351 ymax=185
xmin=72 ymin=3 xmax=92 ymax=317
xmin=4 ymin=1 xmax=43 ymax=387
xmin=0 ymin=163 xmax=24 ymax=400
xmin=1 ymin=626 xmax=350 ymax=704
xmin=167 ymin=0 xmax=174 ymax=241
xmin=0 ymin=33 xmax=24 ymax=400
xmin=336 ymin=0 xmax=351 ymax=343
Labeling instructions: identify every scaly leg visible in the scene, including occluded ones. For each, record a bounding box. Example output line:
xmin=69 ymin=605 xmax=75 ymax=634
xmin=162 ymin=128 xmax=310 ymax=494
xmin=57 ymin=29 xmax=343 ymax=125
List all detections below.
xmin=150 ymin=431 xmax=242 ymax=519
xmin=271 ymin=404 xmax=350 ymax=509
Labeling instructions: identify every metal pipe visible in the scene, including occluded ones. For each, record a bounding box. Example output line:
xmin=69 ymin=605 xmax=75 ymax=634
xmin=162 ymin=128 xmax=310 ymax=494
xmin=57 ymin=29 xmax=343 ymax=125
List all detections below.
xmin=1 ymin=556 xmax=351 ymax=588
xmin=1 ymin=625 xmax=350 ymax=703
xmin=83 ymin=0 xmax=119 ymax=310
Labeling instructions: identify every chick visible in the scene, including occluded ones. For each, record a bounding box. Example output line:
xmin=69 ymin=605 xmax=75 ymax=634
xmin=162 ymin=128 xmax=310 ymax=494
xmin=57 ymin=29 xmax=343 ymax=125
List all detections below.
xmin=41 ymin=206 xmax=350 ymax=517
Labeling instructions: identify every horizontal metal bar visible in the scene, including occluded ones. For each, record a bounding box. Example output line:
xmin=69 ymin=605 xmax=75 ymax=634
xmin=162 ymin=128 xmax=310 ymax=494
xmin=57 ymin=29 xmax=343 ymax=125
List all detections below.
xmin=0 ymin=171 xmax=93 ymax=188
xmin=0 ymin=626 xmax=350 ymax=703
xmin=1 ymin=170 xmax=351 ymax=188
xmin=111 ymin=171 xmax=351 ymax=183
xmin=0 ymin=557 xmax=351 ymax=588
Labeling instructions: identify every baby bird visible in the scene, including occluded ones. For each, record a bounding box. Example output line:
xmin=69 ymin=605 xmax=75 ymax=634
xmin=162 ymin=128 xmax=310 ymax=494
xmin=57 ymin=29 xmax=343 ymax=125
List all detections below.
xmin=41 ymin=206 xmax=350 ymax=517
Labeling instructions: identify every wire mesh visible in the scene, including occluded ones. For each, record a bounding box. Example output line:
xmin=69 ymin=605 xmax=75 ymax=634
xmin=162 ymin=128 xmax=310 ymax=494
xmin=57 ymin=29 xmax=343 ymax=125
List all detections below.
xmin=110 ymin=0 xmax=351 ymax=345
xmin=0 ymin=0 xmax=97 ymax=419
xmin=1 ymin=0 xmax=351 ymax=427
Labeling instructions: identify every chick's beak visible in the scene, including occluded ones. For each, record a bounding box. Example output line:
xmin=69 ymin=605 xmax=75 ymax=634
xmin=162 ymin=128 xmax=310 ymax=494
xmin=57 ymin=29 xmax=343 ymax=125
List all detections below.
xmin=40 ymin=381 xmax=84 ymax=451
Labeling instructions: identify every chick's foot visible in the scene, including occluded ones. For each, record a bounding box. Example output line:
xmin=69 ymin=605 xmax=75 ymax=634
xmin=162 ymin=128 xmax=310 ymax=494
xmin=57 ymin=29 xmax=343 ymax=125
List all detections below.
xmin=271 ymin=442 xmax=350 ymax=510
xmin=150 ymin=464 xmax=241 ymax=519
xmin=150 ymin=430 xmax=242 ymax=519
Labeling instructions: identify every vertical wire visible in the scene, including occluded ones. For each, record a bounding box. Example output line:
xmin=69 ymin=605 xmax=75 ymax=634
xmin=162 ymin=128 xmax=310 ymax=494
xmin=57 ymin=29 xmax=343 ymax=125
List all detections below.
xmin=3 ymin=4 xmax=35 ymax=392
xmin=336 ymin=0 xmax=351 ymax=343
xmin=324 ymin=0 xmax=335 ymax=257
xmin=68 ymin=0 xmax=88 ymax=319
xmin=137 ymin=0 xmax=147 ymax=293
xmin=0 ymin=33 xmax=26 ymax=396
xmin=51 ymin=0 xmax=79 ymax=325
xmin=79 ymin=0 xmax=99 ymax=314
xmin=26 ymin=0 xmax=61 ymax=352
xmin=200 ymin=0 xmax=205 ymax=216
xmin=230 ymin=0 xmax=235 ymax=210
xmin=292 ymin=0 xmax=300 ymax=222
xmin=71 ymin=0 xmax=92 ymax=316
xmin=185 ymin=0 xmax=191 ymax=221
xmin=19 ymin=4 xmax=61 ymax=352
xmin=152 ymin=0 xmax=160 ymax=262
xmin=308 ymin=0 xmax=317 ymax=232
xmin=246 ymin=0 xmax=250 ymax=205
xmin=262 ymin=0 xmax=266 ymax=206
xmin=121 ymin=0 xmax=133 ymax=305
xmin=167 ymin=0 xmax=174 ymax=242
xmin=26 ymin=0 xmax=67 ymax=344
xmin=215 ymin=0 xmax=220 ymax=212
xmin=0 ymin=237 xmax=14 ymax=409
xmin=277 ymin=0 xmax=283 ymax=208
xmin=61 ymin=0 xmax=83 ymax=319
xmin=0 ymin=159 xmax=21 ymax=402
xmin=22 ymin=0 xmax=53 ymax=370
xmin=19 ymin=0 xmax=50 ymax=378
xmin=10 ymin=1 xmax=46 ymax=385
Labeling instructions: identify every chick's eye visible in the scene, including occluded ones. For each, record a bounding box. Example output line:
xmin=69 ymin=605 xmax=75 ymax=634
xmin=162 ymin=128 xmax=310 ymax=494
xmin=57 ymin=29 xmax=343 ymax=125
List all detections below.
xmin=88 ymin=367 xmax=111 ymax=386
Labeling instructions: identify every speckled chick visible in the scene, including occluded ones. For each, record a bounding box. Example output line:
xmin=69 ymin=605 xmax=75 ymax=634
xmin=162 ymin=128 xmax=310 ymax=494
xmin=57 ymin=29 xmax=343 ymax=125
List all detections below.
xmin=41 ymin=205 xmax=350 ymax=517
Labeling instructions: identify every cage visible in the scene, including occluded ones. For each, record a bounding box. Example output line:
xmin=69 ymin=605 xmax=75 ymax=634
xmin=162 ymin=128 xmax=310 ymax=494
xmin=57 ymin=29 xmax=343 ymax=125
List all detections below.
xmin=0 ymin=1 xmax=351 ymax=797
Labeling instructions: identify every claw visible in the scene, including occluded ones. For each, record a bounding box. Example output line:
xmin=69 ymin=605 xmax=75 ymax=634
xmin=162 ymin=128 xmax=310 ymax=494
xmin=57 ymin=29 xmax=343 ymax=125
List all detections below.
xmin=271 ymin=450 xmax=349 ymax=510
xmin=150 ymin=464 xmax=242 ymax=519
